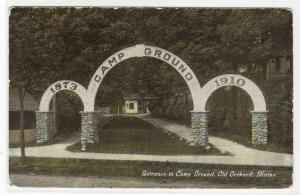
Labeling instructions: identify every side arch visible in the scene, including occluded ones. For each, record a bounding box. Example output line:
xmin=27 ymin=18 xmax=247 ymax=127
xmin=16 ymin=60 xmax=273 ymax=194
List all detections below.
xmin=200 ymin=74 xmax=267 ymax=112
xmin=86 ymin=44 xmax=202 ymax=111
xmin=39 ymin=80 xmax=88 ymax=111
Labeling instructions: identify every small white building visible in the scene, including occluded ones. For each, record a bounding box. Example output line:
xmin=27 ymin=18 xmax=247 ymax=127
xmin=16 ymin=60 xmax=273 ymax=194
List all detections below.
xmin=123 ymin=94 xmax=158 ymax=114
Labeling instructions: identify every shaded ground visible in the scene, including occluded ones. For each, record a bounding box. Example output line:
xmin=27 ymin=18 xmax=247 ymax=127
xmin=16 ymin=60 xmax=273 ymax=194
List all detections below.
xmin=9 ymin=129 xmax=76 ymax=148
xmin=9 ymin=157 xmax=292 ymax=188
xmin=9 ymin=116 xmax=293 ymax=188
xmin=67 ymin=117 xmax=222 ymax=155
xmin=9 ymin=115 xmax=292 ymax=167
xmin=209 ymin=128 xmax=293 ymax=154
xmin=10 ymin=174 xmax=228 ymax=188
xmin=140 ymin=115 xmax=293 ymax=167
xmin=9 ymin=173 xmax=269 ymax=188
xmin=152 ymin=114 xmax=292 ymax=154
xmin=10 ymin=173 xmax=286 ymax=188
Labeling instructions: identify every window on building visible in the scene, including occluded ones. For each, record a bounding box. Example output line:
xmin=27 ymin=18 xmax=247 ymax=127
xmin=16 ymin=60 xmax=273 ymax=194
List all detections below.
xmin=129 ymin=103 xmax=134 ymax=109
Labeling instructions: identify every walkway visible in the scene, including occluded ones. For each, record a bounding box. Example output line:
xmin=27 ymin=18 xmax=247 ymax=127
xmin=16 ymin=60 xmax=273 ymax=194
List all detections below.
xmin=139 ymin=115 xmax=292 ymax=167
xmin=9 ymin=115 xmax=293 ymax=167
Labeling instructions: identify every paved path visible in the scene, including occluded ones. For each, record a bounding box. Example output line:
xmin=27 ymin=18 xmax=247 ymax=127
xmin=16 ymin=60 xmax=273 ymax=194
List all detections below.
xmin=9 ymin=115 xmax=292 ymax=167
xmin=139 ymin=115 xmax=293 ymax=167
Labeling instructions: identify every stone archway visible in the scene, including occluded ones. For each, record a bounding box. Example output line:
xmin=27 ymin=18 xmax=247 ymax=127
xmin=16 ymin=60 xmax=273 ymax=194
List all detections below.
xmin=194 ymin=74 xmax=268 ymax=145
xmin=79 ymin=44 xmax=204 ymax=149
xmin=36 ymin=45 xmax=203 ymax=149
xmin=36 ymin=80 xmax=90 ymax=144
xmin=36 ymin=46 xmax=269 ymax=149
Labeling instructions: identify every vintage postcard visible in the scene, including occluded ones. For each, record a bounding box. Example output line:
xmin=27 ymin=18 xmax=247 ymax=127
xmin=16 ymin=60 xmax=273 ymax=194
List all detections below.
xmin=8 ymin=6 xmax=293 ymax=189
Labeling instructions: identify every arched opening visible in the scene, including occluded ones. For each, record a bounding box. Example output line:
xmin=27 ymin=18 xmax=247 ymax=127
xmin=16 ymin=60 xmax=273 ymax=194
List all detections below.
xmin=65 ymin=57 xmax=208 ymax=154
xmin=50 ymin=91 xmax=84 ymax=140
xmin=95 ymin=56 xmax=193 ymax=122
xmin=86 ymin=44 xmax=202 ymax=112
xmin=206 ymin=86 xmax=253 ymax=144
xmin=198 ymin=74 xmax=268 ymax=145
xmin=36 ymin=80 xmax=88 ymax=144
xmin=76 ymin=44 xmax=205 ymax=149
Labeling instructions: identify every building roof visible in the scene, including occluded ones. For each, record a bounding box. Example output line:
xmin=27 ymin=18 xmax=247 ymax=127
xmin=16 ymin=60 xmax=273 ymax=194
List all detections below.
xmin=123 ymin=93 xmax=159 ymax=101
xmin=9 ymin=88 xmax=39 ymax=111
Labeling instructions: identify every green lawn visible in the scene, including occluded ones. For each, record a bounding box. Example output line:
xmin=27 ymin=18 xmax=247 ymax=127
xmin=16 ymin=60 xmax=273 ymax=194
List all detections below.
xmin=67 ymin=116 xmax=224 ymax=155
xmin=9 ymin=157 xmax=292 ymax=188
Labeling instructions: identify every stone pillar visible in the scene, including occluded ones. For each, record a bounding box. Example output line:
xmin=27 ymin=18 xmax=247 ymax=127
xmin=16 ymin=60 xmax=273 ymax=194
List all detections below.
xmin=36 ymin=111 xmax=55 ymax=144
xmin=80 ymin=112 xmax=99 ymax=151
xmin=191 ymin=111 xmax=209 ymax=146
xmin=251 ymin=111 xmax=268 ymax=144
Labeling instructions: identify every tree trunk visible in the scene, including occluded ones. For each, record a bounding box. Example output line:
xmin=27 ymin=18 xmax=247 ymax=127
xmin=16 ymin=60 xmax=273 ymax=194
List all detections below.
xmin=265 ymin=63 xmax=269 ymax=81
xmin=52 ymin=94 xmax=57 ymax=134
xmin=262 ymin=63 xmax=268 ymax=81
xmin=18 ymin=87 xmax=25 ymax=160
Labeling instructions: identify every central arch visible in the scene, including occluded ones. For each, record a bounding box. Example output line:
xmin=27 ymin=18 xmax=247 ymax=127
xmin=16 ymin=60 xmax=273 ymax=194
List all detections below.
xmin=86 ymin=44 xmax=202 ymax=112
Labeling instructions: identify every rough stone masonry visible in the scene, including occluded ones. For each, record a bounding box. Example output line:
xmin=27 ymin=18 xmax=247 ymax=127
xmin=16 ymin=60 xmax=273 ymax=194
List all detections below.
xmin=36 ymin=111 xmax=55 ymax=144
xmin=251 ymin=112 xmax=268 ymax=144
xmin=191 ymin=111 xmax=209 ymax=146
xmin=80 ymin=112 xmax=99 ymax=151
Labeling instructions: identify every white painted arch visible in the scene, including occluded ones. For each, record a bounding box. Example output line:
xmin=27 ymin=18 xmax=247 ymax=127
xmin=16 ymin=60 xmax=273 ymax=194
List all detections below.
xmin=39 ymin=80 xmax=88 ymax=112
xmin=86 ymin=44 xmax=203 ymax=112
xmin=200 ymin=74 xmax=267 ymax=112
xmin=38 ymin=46 xmax=266 ymax=114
